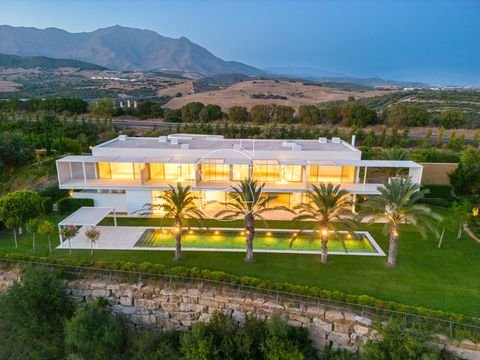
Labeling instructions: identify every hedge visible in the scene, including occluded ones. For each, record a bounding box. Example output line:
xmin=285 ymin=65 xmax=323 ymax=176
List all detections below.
xmin=421 ymin=184 xmax=453 ymax=199
xmin=57 ymin=198 xmax=94 ymax=214
xmin=0 ymin=251 xmax=478 ymax=341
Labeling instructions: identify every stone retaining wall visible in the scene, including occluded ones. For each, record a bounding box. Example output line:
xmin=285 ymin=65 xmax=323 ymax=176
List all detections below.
xmin=0 ymin=270 xmax=479 ymax=359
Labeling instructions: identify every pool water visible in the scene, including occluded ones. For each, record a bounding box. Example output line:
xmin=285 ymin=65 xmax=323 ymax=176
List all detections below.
xmin=134 ymin=228 xmax=379 ymax=254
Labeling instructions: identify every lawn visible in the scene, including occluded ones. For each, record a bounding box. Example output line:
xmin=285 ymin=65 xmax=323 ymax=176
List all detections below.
xmin=0 ymin=213 xmax=479 ymax=317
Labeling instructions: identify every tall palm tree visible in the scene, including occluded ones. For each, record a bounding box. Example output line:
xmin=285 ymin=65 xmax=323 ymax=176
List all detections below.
xmin=379 ymin=148 xmax=409 ymax=177
xmin=293 ymin=183 xmax=355 ymax=264
xmin=140 ymin=183 xmax=204 ymax=261
xmin=216 ymin=179 xmax=292 ymax=262
xmin=360 ymin=177 xmax=441 ymax=267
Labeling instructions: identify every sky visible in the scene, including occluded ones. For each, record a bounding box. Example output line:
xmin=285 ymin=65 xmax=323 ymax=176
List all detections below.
xmin=1 ymin=0 xmax=479 ymax=85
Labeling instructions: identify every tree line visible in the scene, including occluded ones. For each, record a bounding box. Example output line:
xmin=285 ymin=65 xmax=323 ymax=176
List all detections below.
xmin=168 ymin=100 xmax=470 ymax=129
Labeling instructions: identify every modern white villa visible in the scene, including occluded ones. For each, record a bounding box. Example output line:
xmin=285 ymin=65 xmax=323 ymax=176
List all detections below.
xmin=56 ymin=134 xmax=422 ymax=218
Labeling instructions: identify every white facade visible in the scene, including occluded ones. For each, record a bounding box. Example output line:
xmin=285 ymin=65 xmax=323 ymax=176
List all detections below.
xmin=57 ymin=134 xmax=423 ymax=216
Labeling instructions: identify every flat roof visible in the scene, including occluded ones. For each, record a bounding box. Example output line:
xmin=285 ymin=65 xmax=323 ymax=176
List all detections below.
xmin=59 ymin=207 xmax=113 ymax=226
xmin=95 ymin=135 xmax=358 ymax=153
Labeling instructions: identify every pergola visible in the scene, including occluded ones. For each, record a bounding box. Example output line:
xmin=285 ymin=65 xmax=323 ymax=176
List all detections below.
xmin=58 ymin=207 xmax=117 ymax=246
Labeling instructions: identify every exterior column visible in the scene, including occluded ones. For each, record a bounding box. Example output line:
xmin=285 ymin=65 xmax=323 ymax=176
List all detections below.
xmin=58 ymin=224 xmax=63 ymax=246
xmin=113 ymin=208 xmax=117 ymax=227
xmin=363 ymin=166 xmax=368 ymax=191
xmin=82 ymin=161 xmax=87 ymax=185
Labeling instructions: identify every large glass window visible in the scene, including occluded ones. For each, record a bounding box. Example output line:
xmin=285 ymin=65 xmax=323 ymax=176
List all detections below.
xmin=254 ymin=161 xmax=281 ymax=182
xmin=232 ymin=164 xmax=251 ymax=181
xmin=149 ymin=163 xmax=195 ymax=181
xmin=200 ymin=160 xmax=229 ymax=182
xmin=281 ymin=165 xmax=302 ymax=182
xmin=98 ymin=162 xmax=140 ymax=180
xmin=308 ymin=166 xmax=345 ymax=183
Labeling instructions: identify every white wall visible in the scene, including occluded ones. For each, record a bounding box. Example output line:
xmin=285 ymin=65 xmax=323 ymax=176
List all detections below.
xmin=125 ymin=190 xmax=152 ymax=214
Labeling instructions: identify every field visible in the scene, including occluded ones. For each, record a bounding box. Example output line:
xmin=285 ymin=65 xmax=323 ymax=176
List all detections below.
xmin=0 ymin=213 xmax=479 ymax=317
xmin=163 ymin=79 xmax=394 ymax=110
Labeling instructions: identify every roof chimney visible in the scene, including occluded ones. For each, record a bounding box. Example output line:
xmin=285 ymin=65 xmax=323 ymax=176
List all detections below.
xmin=351 ymin=135 xmax=356 ymax=147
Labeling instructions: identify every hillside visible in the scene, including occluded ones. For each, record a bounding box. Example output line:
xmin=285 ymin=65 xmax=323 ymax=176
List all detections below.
xmin=0 ymin=25 xmax=263 ymax=76
xmin=162 ymin=79 xmax=394 ymax=110
xmin=0 ymin=53 xmax=106 ymax=70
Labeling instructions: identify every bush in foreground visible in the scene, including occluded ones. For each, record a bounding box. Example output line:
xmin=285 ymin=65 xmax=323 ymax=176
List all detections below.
xmin=0 ymin=266 xmax=74 ymax=359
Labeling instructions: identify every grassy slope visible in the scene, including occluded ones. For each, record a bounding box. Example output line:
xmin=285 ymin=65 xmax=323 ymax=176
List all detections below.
xmin=0 ymin=214 xmax=479 ymax=316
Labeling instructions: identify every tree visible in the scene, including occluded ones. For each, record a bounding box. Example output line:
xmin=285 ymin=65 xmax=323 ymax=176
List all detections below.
xmin=298 ymin=105 xmax=320 ymax=125
xmin=449 ymin=147 xmax=480 ymax=195
xmin=251 ymin=104 xmax=275 ymax=124
xmin=181 ymin=102 xmax=205 ymax=122
xmin=228 ymin=106 xmax=249 ymax=123
xmin=61 ymin=224 xmax=79 ymax=255
xmin=216 ymin=179 xmax=292 ymax=262
xmin=293 ymin=183 xmax=355 ymax=264
xmin=379 ymin=148 xmax=410 ymax=177
xmin=0 ymin=190 xmax=42 ymax=233
xmin=0 ymin=267 xmax=73 ymax=359
xmin=0 ymin=130 xmax=34 ymax=166
xmin=139 ymin=184 xmax=205 ymax=261
xmin=38 ymin=220 xmax=55 ymax=253
xmin=85 ymin=226 xmax=101 ymax=255
xmin=25 ymin=218 xmax=40 ymax=251
xmin=361 ymin=178 xmax=441 ymax=267
xmin=450 ymin=200 xmax=471 ymax=240
xmin=440 ymin=109 xmax=464 ymax=129
xmin=363 ymin=317 xmax=445 ymax=360
xmin=65 ymin=299 xmax=127 ymax=360
xmin=199 ymin=104 xmax=222 ymax=122
xmin=89 ymin=98 xmax=115 ymax=119
xmin=4 ymin=217 xmax=20 ymax=248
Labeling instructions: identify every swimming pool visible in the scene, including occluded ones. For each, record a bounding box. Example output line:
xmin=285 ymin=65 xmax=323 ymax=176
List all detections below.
xmin=134 ymin=228 xmax=385 ymax=256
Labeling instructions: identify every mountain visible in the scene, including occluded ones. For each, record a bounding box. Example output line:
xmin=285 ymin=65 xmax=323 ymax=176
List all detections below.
xmin=0 ymin=25 xmax=263 ymax=76
xmin=0 ymin=53 xmax=106 ymax=70
xmin=265 ymin=66 xmax=429 ymax=88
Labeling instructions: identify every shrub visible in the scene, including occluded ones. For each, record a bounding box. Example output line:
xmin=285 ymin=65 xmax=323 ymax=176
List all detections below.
xmin=362 ymin=318 xmax=444 ymax=360
xmin=65 ymin=299 xmax=127 ymax=360
xmin=421 ymin=184 xmax=453 ymax=199
xmin=0 ymin=266 xmax=74 ymax=359
xmin=41 ymin=196 xmax=54 ymax=214
xmin=57 ymin=197 xmax=94 ymax=214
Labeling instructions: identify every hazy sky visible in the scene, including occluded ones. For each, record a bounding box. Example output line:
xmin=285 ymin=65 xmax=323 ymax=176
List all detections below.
xmin=1 ymin=0 xmax=479 ymax=85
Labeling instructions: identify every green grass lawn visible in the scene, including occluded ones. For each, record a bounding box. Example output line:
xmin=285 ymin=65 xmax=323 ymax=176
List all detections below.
xmin=0 ymin=213 xmax=479 ymax=317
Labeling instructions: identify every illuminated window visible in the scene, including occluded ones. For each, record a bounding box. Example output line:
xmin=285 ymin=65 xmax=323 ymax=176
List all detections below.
xmin=97 ymin=162 xmax=111 ymax=179
xmin=281 ymin=165 xmax=302 ymax=182
xmin=151 ymin=190 xmax=165 ymax=215
xmin=200 ymin=160 xmax=229 ymax=181
xmin=155 ymin=163 xmax=196 ymax=181
xmin=253 ymin=161 xmax=281 ymax=182
xmin=308 ymin=166 xmax=343 ymax=183
xmin=232 ymin=164 xmax=251 ymax=181
xmin=341 ymin=166 xmax=356 ymax=183
xmin=149 ymin=163 xmax=165 ymax=180
xmin=97 ymin=162 xmax=140 ymax=180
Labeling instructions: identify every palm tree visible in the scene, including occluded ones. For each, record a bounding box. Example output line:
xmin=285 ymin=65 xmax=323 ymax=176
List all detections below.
xmin=216 ymin=178 xmax=292 ymax=262
xmin=293 ymin=183 xmax=355 ymax=264
xmin=360 ymin=177 xmax=441 ymax=267
xmin=379 ymin=148 xmax=409 ymax=161
xmin=379 ymin=148 xmax=409 ymax=177
xmin=140 ymin=183 xmax=204 ymax=261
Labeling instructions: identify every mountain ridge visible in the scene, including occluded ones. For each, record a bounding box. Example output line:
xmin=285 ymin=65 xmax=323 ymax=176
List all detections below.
xmin=0 ymin=53 xmax=106 ymax=70
xmin=0 ymin=25 xmax=264 ymax=76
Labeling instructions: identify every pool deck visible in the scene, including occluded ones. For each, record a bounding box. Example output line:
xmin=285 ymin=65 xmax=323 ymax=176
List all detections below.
xmin=58 ymin=226 xmax=386 ymax=256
